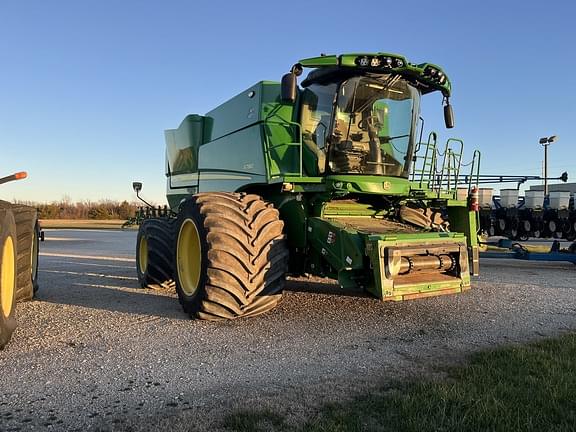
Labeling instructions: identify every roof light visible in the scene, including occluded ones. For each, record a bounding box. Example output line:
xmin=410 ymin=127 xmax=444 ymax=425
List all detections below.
xmin=423 ymin=65 xmax=448 ymax=86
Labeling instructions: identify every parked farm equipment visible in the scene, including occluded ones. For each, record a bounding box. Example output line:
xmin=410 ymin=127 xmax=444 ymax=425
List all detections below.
xmin=134 ymin=52 xmax=481 ymax=320
xmin=0 ymin=172 xmax=40 ymax=349
xmin=471 ymin=172 xmax=574 ymax=240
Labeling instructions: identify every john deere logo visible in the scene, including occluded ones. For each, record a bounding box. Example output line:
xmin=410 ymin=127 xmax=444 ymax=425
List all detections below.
xmin=383 ymin=181 xmax=392 ymax=190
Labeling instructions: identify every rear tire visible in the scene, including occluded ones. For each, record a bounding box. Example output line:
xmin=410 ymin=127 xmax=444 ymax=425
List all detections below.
xmin=11 ymin=205 xmax=39 ymax=301
xmin=32 ymin=221 xmax=40 ymax=293
xmin=136 ymin=218 xmax=176 ymax=289
xmin=0 ymin=209 xmax=18 ymax=349
xmin=174 ymin=192 xmax=288 ymax=320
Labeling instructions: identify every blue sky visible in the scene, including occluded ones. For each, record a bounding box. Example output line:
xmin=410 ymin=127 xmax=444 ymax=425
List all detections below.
xmin=1 ymin=1 xmax=575 ymax=204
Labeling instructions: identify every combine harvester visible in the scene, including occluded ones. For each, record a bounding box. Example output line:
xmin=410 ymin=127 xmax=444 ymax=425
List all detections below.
xmin=0 ymin=172 xmax=40 ymax=348
xmin=135 ymin=52 xmax=481 ymax=320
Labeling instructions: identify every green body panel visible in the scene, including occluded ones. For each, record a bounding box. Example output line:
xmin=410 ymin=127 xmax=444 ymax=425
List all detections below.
xmin=279 ymin=175 xmax=412 ymax=196
xmin=163 ymin=52 xmax=478 ymax=301
xmin=447 ymin=204 xmax=480 ymax=276
xmin=164 ymin=81 xmax=298 ymax=201
xmin=326 ymin=175 xmax=411 ymax=196
xmin=299 ymin=55 xmax=339 ymax=67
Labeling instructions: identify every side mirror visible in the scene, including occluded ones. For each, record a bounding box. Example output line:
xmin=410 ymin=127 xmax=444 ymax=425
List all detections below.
xmin=444 ymin=103 xmax=455 ymax=129
xmin=132 ymin=182 xmax=142 ymax=194
xmin=281 ymin=73 xmax=297 ymax=103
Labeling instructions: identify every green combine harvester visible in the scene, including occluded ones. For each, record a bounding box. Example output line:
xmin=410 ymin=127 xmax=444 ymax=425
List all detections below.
xmin=135 ymin=52 xmax=480 ymax=320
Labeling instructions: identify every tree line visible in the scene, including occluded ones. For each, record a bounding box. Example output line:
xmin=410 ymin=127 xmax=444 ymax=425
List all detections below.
xmin=14 ymin=199 xmax=141 ymax=220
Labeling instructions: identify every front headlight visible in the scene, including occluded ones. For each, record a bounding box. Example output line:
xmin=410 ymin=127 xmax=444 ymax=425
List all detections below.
xmin=358 ymin=56 xmax=370 ymax=67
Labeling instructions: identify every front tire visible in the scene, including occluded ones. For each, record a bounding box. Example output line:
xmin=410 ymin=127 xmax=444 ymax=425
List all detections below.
xmin=174 ymin=192 xmax=288 ymax=320
xmin=0 ymin=209 xmax=18 ymax=349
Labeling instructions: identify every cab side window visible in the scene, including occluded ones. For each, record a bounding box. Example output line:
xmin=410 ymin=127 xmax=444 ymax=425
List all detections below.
xmin=300 ymin=83 xmax=337 ymax=175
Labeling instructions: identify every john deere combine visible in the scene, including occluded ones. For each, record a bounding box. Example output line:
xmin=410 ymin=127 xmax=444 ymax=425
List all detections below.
xmin=0 ymin=172 xmax=40 ymax=348
xmin=136 ymin=52 xmax=480 ymax=320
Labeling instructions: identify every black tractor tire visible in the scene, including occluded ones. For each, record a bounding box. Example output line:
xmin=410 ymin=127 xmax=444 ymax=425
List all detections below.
xmin=0 ymin=209 xmax=18 ymax=349
xmin=10 ymin=205 xmax=39 ymax=301
xmin=32 ymin=220 xmax=40 ymax=292
xmin=136 ymin=218 xmax=176 ymax=290
xmin=174 ymin=192 xmax=288 ymax=321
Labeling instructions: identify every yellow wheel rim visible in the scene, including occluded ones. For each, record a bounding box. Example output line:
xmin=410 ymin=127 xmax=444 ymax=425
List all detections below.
xmin=138 ymin=236 xmax=148 ymax=274
xmin=1 ymin=235 xmax=15 ymax=319
xmin=177 ymin=219 xmax=202 ymax=296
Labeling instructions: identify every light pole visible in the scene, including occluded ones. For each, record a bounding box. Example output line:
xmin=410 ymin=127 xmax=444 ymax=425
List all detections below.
xmin=539 ymin=135 xmax=558 ymax=195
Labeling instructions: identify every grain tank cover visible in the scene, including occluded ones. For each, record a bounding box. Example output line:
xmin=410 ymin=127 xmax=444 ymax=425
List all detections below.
xmin=165 ymin=114 xmax=207 ymax=176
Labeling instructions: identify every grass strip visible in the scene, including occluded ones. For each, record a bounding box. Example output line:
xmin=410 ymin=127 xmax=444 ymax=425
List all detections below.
xmin=223 ymin=333 xmax=576 ymax=432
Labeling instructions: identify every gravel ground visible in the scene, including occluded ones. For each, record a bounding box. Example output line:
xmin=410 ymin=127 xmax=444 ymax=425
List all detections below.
xmin=0 ymin=229 xmax=575 ymax=431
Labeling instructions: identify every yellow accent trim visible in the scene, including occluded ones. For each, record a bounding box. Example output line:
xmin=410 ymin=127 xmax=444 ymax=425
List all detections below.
xmin=177 ymin=218 xmax=202 ymax=296
xmin=138 ymin=236 xmax=148 ymax=274
xmin=1 ymin=235 xmax=15 ymax=319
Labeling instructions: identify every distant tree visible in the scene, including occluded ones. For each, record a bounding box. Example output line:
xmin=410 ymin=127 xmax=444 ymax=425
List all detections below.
xmin=32 ymin=199 xmax=140 ymax=220
xmin=117 ymin=201 xmax=133 ymax=219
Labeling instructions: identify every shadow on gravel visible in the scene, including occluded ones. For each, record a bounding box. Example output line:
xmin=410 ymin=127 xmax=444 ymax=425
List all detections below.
xmin=285 ymin=278 xmax=368 ymax=298
xmin=37 ymin=280 xmax=187 ymax=320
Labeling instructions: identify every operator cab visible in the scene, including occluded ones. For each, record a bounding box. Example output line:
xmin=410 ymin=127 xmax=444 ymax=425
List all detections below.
xmin=283 ymin=53 xmax=454 ymax=179
xmin=300 ymin=73 xmax=419 ymax=178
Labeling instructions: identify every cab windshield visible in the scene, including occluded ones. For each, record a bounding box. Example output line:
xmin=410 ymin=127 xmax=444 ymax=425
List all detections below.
xmin=329 ymin=75 xmax=420 ymax=177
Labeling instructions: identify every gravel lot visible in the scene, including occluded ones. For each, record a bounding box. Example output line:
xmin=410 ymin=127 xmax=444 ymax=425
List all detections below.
xmin=0 ymin=229 xmax=575 ymax=431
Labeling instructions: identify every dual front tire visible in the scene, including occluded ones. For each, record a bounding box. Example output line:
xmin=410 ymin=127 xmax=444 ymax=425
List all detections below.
xmin=135 ymin=193 xmax=289 ymax=320
xmin=136 ymin=218 xmax=176 ymax=289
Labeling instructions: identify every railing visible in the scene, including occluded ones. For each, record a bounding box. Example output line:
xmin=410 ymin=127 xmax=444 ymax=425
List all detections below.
xmin=411 ymin=132 xmax=438 ymax=189
xmin=437 ymin=138 xmax=464 ymax=194
xmin=411 ymin=134 xmax=481 ymax=198
xmin=460 ymin=150 xmax=481 ymax=193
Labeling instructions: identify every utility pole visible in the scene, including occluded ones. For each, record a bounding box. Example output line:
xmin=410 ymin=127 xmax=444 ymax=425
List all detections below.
xmin=539 ymin=135 xmax=558 ymax=195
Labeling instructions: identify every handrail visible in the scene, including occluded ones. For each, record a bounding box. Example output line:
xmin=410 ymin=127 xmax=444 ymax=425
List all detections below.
xmin=262 ymin=117 xmax=303 ymax=178
xmin=411 ymin=132 xmax=437 ymax=188
xmin=437 ymin=138 xmax=463 ymax=196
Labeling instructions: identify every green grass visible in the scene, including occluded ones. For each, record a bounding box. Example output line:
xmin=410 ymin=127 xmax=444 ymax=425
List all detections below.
xmin=222 ymin=333 xmax=576 ymax=432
